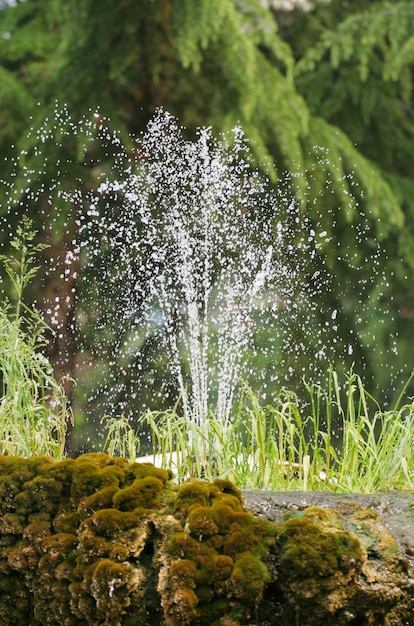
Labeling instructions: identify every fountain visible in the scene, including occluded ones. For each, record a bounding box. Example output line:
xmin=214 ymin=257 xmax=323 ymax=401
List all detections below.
xmin=0 ymin=108 xmax=413 ymax=625
xmin=0 ymin=106 xmax=401 ymax=447
xmin=79 ymin=110 xmax=324 ymax=429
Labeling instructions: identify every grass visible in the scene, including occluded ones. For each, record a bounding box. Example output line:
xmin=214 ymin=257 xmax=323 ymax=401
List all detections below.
xmin=130 ymin=367 xmax=414 ymax=493
xmin=0 ymin=218 xmax=70 ymax=458
xmin=2 ymin=218 xmax=413 ymax=492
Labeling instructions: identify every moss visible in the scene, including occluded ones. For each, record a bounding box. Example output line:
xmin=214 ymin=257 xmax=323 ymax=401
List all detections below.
xmin=70 ymin=558 xmax=135 ymax=624
xmin=22 ymin=475 xmax=63 ymax=514
xmin=274 ymin=505 xmax=368 ymax=615
xmin=347 ymin=508 xmax=403 ymax=563
xmin=84 ymin=508 xmax=139 ymax=537
xmin=78 ymin=532 xmax=110 ymax=560
xmin=230 ymin=554 xmax=270 ymax=604
xmin=22 ymin=519 xmax=51 ymax=543
xmin=13 ymin=489 xmax=34 ymax=516
xmin=213 ymin=555 xmax=233 ymax=580
xmin=91 ymin=558 xmax=131 ymax=600
xmin=81 ymin=484 xmax=119 ymax=514
xmin=0 ymin=452 xmax=278 ymax=625
xmin=187 ymin=505 xmax=220 ymax=538
xmin=109 ymin=544 xmax=130 ymax=562
xmin=69 ymin=458 xmax=104 ymax=502
xmin=53 ymin=509 xmax=80 ymax=534
xmin=199 ymin=596 xmax=230 ymax=621
xmin=223 ymin=526 xmax=260 ymax=559
xmin=163 ymin=586 xmax=199 ymax=626
xmin=205 ymin=534 xmax=223 ymax=550
xmin=0 ymin=472 xmax=23 ymax=499
xmin=175 ymin=481 xmax=211 ymax=515
xmin=162 ymin=478 xmax=277 ymax=626
xmin=0 ymin=573 xmax=31 ymax=625
xmin=97 ymin=464 xmax=125 ymax=487
xmin=170 ymin=559 xmax=197 ymax=586
xmin=0 ymin=513 xmax=25 ymax=535
xmin=211 ymin=503 xmax=239 ymax=534
xmin=48 ymin=456 xmax=75 ymax=483
xmin=113 ymin=475 xmax=164 ymax=511
xmin=7 ymin=539 xmax=39 ymax=571
xmin=124 ymin=462 xmax=172 ymax=484
xmin=278 ymin=513 xmax=365 ymax=580
xmin=39 ymin=532 xmax=77 ymax=564
xmin=211 ymin=479 xmax=242 ymax=500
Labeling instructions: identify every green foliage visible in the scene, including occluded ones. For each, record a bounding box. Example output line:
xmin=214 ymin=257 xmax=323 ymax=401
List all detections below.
xmin=101 ymin=415 xmax=140 ymax=463
xmin=0 ymin=218 xmax=70 ymax=458
xmin=139 ymin=369 xmax=414 ymax=493
xmin=296 ymin=2 xmax=414 ymax=86
xmin=288 ymin=0 xmax=414 ymax=255
xmin=1 ymin=0 xmax=414 ymax=442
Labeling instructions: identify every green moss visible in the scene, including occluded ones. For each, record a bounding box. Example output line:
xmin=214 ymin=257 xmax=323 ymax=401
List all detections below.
xmin=113 ymin=475 xmax=164 ymax=511
xmin=164 ymin=586 xmax=199 ymax=625
xmin=187 ymin=505 xmax=220 ymax=538
xmin=40 ymin=532 xmax=77 ymax=563
xmin=213 ymin=555 xmax=233 ymax=580
xmin=278 ymin=513 xmax=364 ymax=580
xmin=109 ymin=544 xmax=130 ymax=562
xmin=81 ymin=484 xmax=119 ymax=514
xmin=164 ymin=477 xmax=277 ymax=625
xmin=79 ymin=532 xmax=110 ymax=560
xmin=223 ymin=526 xmax=260 ymax=559
xmin=0 ymin=475 xmax=17 ymax=501
xmin=53 ymin=509 xmax=80 ymax=534
xmin=22 ymin=519 xmax=51 ymax=543
xmin=347 ymin=508 xmax=403 ymax=562
xmin=7 ymin=539 xmax=39 ymax=571
xmin=211 ymin=479 xmax=242 ymax=500
xmin=22 ymin=476 xmax=63 ymax=514
xmin=275 ymin=506 xmax=368 ymax=610
xmin=175 ymin=481 xmax=211 ymax=514
xmin=84 ymin=508 xmax=139 ymax=537
xmin=0 ymin=513 xmax=25 ymax=535
xmin=70 ymin=558 xmax=134 ymax=625
xmin=0 ymin=453 xmax=279 ymax=625
xmin=96 ymin=464 xmax=125 ymax=487
xmin=170 ymin=559 xmax=197 ymax=586
xmin=48 ymin=456 xmax=75 ymax=483
xmin=13 ymin=489 xmax=33 ymax=516
xmin=211 ymin=503 xmax=239 ymax=534
xmin=69 ymin=458 xmax=103 ymax=502
xmin=230 ymin=554 xmax=270 ymax=604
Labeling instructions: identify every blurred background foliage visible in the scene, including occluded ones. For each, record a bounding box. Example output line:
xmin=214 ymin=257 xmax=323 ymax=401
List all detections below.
xmin=0 ymin=0 xmax=413 ymax=454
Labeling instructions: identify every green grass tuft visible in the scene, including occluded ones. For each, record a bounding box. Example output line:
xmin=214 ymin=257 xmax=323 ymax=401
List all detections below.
xmin=131 ymin=367 xmax=414 ymax=493
xmin=0 ymin=218 xmax=70 ymax=458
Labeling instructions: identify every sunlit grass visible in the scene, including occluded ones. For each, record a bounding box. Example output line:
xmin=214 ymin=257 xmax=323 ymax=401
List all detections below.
xmin=0 ymin=218 xmax=70 ymax=458
xmin=129 ymin=368 xmax=414 ymax=493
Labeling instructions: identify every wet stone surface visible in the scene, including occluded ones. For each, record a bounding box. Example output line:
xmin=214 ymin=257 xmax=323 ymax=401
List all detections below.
xmin=243 ymin=489 xmax=414 ymax=626
xmin=243 ymin=489 xmax=414 ymax=565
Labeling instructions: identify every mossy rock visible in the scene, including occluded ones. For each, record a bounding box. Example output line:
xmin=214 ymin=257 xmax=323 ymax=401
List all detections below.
xmin=258 ymin=505 xmax=413 ymax=625
xmin=0 ymin=454 xmax=412 ymax=625
xmin=0 ymin=455 xmax=276 ymax=625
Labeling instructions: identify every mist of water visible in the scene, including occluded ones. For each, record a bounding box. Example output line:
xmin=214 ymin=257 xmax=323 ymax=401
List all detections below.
xmin=79 ymin=110 xmax=325 ymax=426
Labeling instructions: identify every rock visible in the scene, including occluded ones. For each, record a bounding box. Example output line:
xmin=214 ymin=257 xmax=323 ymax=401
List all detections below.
xmin=0 ymin=454 xmax=413 ymax=625
xmin=244 ymin=490 xmax=414 ymax=625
